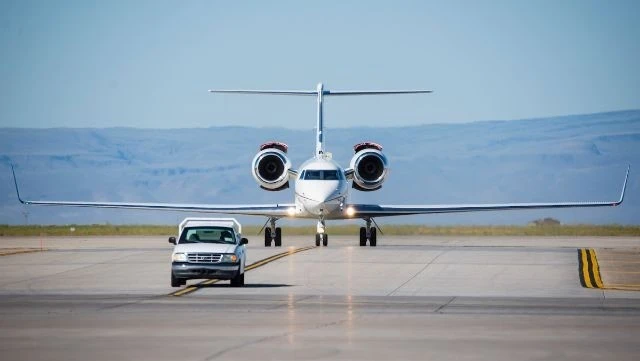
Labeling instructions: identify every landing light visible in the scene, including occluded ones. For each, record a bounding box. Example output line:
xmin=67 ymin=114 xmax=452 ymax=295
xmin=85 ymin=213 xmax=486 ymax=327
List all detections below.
xmin=287 ymin=207 xmax=296 ymax=217
xmin=345 ymin=207 xmax=356 ymax=217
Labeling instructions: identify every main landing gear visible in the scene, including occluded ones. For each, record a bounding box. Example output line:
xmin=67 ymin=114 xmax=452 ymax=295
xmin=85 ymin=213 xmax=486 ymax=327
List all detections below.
xmin=315 ymin=219 xmax=328 ymax=247
xmin=263 ymin=217 xmax=282 ymax=247
xmin=359 ymin=218 xmax=377 ymax=247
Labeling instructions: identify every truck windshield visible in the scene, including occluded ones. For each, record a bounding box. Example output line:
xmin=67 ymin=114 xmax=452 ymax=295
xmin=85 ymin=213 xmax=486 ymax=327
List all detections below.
xmin=179 ymin=227 xmax=236 ymax=244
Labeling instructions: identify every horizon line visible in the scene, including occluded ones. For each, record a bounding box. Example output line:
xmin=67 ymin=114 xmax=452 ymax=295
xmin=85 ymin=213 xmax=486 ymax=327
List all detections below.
xmin=1 ymin=108 xmax=638 ymax=131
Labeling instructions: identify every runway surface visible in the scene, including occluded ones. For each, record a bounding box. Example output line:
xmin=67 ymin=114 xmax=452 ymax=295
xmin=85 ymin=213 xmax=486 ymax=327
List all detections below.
xmin=1 ymin=235 xmax=639 ymax=360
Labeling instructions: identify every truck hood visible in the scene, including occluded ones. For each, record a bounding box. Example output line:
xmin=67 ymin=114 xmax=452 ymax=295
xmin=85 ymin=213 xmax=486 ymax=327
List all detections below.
xmin=173 ymin=243 xmax=237 ymax=254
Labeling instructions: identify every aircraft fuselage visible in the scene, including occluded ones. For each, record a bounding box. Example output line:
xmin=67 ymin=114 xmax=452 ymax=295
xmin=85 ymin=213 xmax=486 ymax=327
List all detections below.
xmin=293 ymin=155 xmax=350 ymax=220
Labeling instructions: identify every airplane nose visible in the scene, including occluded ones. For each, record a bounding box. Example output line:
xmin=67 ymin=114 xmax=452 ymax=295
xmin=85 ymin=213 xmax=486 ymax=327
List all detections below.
xmin=316 ymin=187 xmax=341 ymax=203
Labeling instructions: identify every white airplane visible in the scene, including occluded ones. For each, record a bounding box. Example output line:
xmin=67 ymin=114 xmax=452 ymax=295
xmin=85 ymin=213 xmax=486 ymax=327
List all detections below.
xmin=11 ymin=83 xmax=629 ymax=247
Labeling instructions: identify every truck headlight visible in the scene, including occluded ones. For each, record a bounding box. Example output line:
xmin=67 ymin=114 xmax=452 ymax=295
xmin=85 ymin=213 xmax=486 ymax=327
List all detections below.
xmin=172 ymin=253 xmax=187 ymax=262
xmin=221 ymin=254 xmax=239 ymax=263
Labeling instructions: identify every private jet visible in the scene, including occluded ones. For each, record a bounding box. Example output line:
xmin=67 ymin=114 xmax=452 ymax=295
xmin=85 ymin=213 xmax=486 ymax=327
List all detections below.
xmin=11 ymin=83 xmax=629 ymax=247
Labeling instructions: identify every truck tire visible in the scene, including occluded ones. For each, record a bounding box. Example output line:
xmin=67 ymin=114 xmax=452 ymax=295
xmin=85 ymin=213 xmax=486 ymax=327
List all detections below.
xmin=171 ymin=272 xmax=184 ymax=287
xmin=230 ymin=272 xmax=245 ymax=287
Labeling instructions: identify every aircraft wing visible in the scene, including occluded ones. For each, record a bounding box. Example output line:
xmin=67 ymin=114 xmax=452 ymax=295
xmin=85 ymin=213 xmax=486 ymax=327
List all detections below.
xmin=344 ymin=166 xmax=629 ymax=218
xmin=17 ymin=200 xmax=294 ymax=217
xmin=11 ymin=166 xmax=294 ymax=217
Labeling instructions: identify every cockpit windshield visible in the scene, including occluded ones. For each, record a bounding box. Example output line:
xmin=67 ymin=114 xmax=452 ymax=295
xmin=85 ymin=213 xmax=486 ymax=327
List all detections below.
xmin=301 ymin=170 xmax=342 ymax=180
xmin=179 ymin=226 xmax=236 ymax=244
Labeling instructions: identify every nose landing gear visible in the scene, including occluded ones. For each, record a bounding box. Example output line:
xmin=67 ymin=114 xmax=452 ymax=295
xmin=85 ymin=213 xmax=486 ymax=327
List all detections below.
xmin=315 ymin=219 xmax=328 ymax=247
xmin=315 ymin=233 xmax=328 ymax=247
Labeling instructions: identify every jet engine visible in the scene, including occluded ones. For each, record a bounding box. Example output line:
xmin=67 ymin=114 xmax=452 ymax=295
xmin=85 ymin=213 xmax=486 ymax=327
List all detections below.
xmin=349 ymin=142 xmax=389 ymax=191
xmin=252 ymin=142 xmax=292 ymax=191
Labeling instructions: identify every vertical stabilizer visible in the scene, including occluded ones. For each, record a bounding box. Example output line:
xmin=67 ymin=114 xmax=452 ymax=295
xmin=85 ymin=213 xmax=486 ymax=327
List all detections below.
xmin=316 ymin=83 xmax=325 ymax=156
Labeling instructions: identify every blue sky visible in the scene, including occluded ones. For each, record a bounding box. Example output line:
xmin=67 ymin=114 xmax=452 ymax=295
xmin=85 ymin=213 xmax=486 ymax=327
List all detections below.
xmin=1 ymin=0 xmax=639 ymax=129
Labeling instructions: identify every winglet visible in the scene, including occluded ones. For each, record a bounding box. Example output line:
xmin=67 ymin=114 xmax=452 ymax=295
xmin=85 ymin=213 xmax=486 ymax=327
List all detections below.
xmin=10 ymin=164 xmax=27 ymax=204
xmin=614 ymin=165 xmax=630 ymax=206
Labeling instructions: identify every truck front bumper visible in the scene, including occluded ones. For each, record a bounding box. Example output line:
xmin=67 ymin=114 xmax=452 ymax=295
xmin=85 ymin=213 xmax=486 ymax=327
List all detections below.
xmin=172 ymin=262 xmax=240 ymax=280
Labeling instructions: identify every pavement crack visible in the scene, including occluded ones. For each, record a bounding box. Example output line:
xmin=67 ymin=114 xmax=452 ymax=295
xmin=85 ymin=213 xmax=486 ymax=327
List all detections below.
xmin=434 ymin=296 xmax=456 ymax=313
xmin=267 ymin=295 xmax=315 ymax=310
xmin=99 ymin=294 xmax=167 ymax=311
xmin=202 ymin=318 xmax=347 ymax=361
xmin=386 ymin=251 xmax=445 ymax=296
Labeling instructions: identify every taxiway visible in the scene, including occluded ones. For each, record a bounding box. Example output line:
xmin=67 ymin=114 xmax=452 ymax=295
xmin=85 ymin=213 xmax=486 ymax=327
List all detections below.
xmin=1 ymin=235 xmax=639 ymax=360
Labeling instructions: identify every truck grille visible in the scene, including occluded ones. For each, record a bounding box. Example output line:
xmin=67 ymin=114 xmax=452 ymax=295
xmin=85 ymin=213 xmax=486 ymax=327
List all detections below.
xmin=187 ymin=253 xmax=222 ymax=263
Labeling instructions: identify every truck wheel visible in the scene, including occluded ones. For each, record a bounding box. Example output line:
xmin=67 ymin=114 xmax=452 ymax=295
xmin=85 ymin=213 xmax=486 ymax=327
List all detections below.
xmin=264 ymin=228 xmax=272 ymax=247
xmin=231 ymin=272 xmax=245 ymax=287
xmin=359 ymin=227 xmax=367 ymax=246
xmin=171 ymin=272 xmax=184 ymax=288
xmin=274 ymin=227 xmax=282 ymax=247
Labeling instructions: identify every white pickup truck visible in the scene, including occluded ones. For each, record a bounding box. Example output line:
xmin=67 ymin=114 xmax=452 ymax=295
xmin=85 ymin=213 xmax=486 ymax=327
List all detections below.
xmin=169 ymin=218 xmax=248 ymax=287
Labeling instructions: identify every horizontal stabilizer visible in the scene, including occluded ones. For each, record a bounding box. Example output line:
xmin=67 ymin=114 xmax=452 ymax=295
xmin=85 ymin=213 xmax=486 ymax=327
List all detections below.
xmin=208 ymin=85 xmax=432 ymax=97
xmin=323 ymin=90 xmax=432 ymax=96
xmin=208 ymin=89 xmax=316 ymax=96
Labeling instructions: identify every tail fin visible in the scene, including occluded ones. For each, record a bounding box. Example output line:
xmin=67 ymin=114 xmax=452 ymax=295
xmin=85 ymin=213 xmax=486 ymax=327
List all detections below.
xmin=209 ymin=83 xmax=432 ymax=156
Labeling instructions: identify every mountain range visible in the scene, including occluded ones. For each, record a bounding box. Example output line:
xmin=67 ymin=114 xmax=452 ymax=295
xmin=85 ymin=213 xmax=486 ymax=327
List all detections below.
xmin=1 ymin=110 xmax=638 ymax=225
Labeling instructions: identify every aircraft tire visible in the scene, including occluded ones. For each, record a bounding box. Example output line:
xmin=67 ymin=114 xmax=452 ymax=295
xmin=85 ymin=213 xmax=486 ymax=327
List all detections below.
xmin=264 ymin=228 xmax=272 ymax=247
xmin=315 ymin=233 xmax=321 ymax=247
xmin=275 ymin=227 xmax=282 ymax=247
xmin=359 ymin=227 xmax=367 ymax=246
xmin=322 ymin=234 xmax=328 ymax=247
xmin=370 ymin=228 xmax=377 ymax=247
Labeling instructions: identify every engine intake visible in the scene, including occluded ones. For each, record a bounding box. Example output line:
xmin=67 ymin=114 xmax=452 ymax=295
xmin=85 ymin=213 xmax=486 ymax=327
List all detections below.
xmin=252 ymin=143 xmax=292 ymax=191
xmin=349 ymin=143 xmax=389 ymax=191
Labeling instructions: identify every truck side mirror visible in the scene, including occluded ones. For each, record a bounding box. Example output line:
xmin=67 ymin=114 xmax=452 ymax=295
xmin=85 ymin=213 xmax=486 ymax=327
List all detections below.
xmin=168 ymin=236 xmax=176 ymax=245
xmin=240 ymin=238 xmax=249 ymax=245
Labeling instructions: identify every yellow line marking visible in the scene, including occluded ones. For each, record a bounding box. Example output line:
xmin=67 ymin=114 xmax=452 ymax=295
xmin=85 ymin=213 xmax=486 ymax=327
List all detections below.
xmin=169 ymin=245 xmax=316 ymax=297
xmin=580 ymin=249 xmax=593 ymax=288
xmin=172 ymin=286 xmax=198 ymax=297
xmin=606 ymin=283 xmax=640 ymax=288
xmin=589 ymin=249 xmax=604 ymax=288
xmin=596 ymin=260 xmax=640 ymax=264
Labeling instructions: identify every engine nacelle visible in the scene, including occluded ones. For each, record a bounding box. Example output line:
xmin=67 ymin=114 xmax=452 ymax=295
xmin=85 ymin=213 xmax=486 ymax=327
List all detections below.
xmin=252 ymin=142 xmax=292 ymax=191
xmin=349 ymin=142 xmax=389 ymax=191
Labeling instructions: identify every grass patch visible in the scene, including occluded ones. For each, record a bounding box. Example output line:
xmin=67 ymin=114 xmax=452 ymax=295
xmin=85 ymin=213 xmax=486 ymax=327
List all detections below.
xmin=0 ymin=224 xmax=639 ymax=237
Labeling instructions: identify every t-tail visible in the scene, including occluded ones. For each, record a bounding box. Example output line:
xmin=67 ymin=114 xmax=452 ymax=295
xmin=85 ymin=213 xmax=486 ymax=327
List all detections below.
xmin=208 ymin=83 xmax=432 ymax=156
